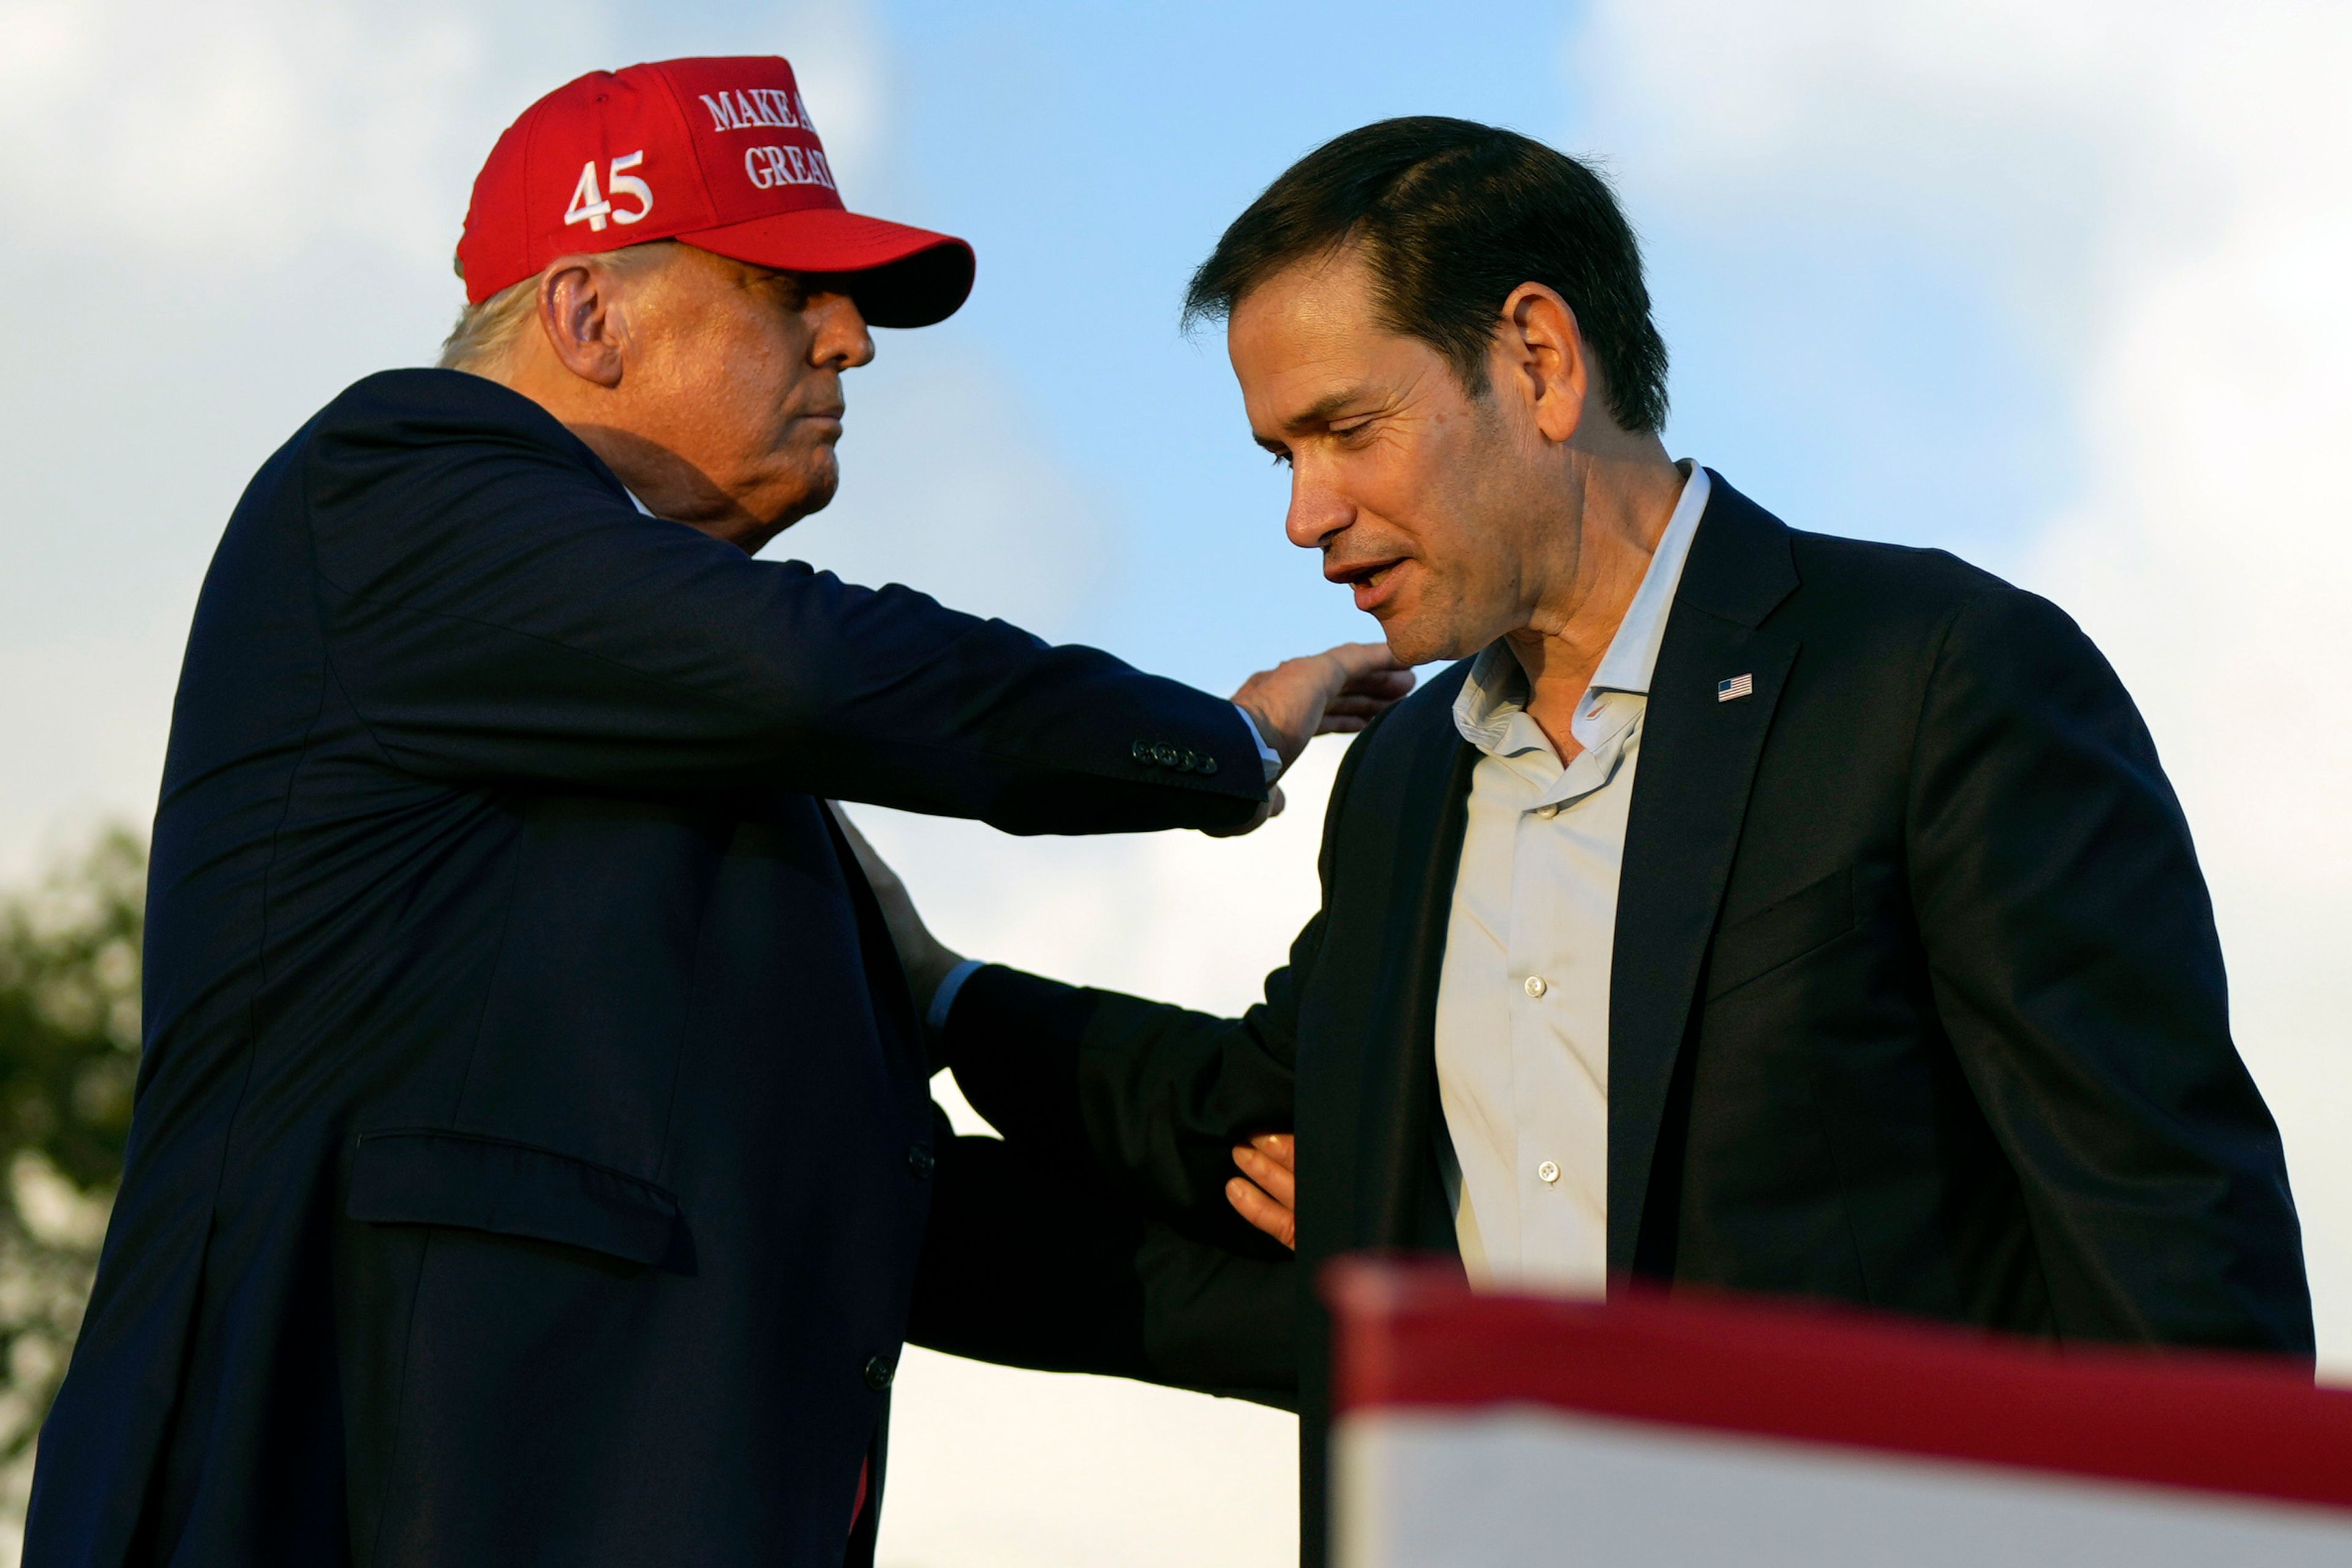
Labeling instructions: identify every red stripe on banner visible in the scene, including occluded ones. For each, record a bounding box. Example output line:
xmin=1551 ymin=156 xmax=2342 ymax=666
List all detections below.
xmin=1324 ymin=1259 xmax=2352 ymax=1515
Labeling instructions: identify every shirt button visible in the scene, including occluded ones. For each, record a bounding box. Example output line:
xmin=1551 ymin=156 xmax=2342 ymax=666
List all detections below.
xmin=1524 ymin=975 xmax=1548 ymax=998
xmin=864 ymin=1355 xmax=896 ymax=1392
xmin=1537 ymin=1160 xmax=1561 ymax=1185
xmin=1533 ymin=803 xmax=1560 ymax=820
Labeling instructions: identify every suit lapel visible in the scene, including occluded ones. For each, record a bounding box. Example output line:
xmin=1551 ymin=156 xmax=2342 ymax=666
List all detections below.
xmin=1351 ymin=671 xmax=1479 ymax=1253
xmin=1608 ymin=475 xmax=1802 ymax=1273
xmin=820 ymin=802 xmax=931 ymax=1099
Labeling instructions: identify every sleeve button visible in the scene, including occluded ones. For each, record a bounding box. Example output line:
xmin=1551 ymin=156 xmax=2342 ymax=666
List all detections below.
xmin=1132 ymin=740 xmax=1154 ymax=764
xmin=1198 ymin=755 xmax=1219 ymax=775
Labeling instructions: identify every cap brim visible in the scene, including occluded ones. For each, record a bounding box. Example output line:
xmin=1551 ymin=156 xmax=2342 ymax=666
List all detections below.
xmin=680 ymin=208 xmax=975 ymax=328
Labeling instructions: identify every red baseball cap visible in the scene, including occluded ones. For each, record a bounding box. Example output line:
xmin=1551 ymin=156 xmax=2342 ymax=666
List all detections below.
xmin=457 ymin=56 xmax=974 ymax=328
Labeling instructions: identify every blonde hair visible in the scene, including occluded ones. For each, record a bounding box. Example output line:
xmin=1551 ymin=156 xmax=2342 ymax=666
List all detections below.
xmin=437 ymin=241 xmax=685 ymax=374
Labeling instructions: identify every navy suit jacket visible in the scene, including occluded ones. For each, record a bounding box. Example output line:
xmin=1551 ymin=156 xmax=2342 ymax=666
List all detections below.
xmin=24 ymin=369 xmax=1265 ymax=1568
xmin=946 ymin=473 xmax=2313 ymax=1566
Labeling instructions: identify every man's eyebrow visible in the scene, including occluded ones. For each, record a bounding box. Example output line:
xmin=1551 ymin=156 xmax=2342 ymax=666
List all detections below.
xmin=1281 ymin=386 xmax=1378 ymax=434
xmin=1253 ymin=385 xmax=1381 ymax=451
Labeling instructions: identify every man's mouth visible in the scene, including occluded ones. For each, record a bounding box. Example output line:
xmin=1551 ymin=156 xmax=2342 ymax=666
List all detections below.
xmin=1329 ymin=558 xmax=1408 ymax=614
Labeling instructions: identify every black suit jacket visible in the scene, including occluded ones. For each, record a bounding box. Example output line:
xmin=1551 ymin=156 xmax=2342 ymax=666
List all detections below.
xmin=24 ymin=369 xmax=1266 ymax=1568
xmin=946 ymin=473 xmax=2313 ymax=1566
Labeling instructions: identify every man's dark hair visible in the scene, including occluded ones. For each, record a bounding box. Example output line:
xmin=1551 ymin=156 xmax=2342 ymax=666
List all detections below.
xmin=1183 ymin=117 xmax=1670 ymax=434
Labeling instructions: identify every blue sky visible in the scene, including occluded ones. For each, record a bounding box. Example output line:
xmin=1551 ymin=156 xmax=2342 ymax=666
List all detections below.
xmin=775 ymin=0 xmax=2075 ymax=684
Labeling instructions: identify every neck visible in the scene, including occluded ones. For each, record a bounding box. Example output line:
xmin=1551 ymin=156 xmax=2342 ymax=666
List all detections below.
xmin=486 ymin=360 xmax=772 ymax=555
xmin=1503 ymin=440 xmax=1686 ymax=758
xmin=562 ymin=419 xmax=777 ymax=554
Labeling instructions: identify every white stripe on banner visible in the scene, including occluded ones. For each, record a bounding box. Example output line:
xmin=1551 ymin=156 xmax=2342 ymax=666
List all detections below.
xmin=1335 ymin=1407 xmax=2352 ymax=1568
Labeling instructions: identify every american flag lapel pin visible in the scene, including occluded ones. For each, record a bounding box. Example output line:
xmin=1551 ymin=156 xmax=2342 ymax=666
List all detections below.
xmin=1717 ymin=673 xmax=1755 ymax=703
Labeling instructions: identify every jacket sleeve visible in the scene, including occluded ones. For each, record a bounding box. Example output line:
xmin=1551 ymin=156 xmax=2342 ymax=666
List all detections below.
xmin=941 ymin=723 xmax=1383 ymax=1246
xmin=940 ymin=944 xmax=1307 ymax=1256
xmin=300 ymin=376 xmax=1262 ymax=834
xmin=906 ymin=1111 xmax=1297 ymax=1404
xmin=1907 ymin=586 xmax=2312 ymax=1352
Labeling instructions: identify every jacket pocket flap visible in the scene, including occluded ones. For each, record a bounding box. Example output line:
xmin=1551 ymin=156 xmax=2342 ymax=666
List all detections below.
xmin=348 ymin=1129 xmax=680 ymax=1268
xmin=1706 ymin=866 xmax=1858 ymax=1000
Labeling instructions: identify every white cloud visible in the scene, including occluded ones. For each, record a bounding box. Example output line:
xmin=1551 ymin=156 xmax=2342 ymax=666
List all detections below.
xmin=1572 ymin=0 xmax=2352 ymax=1361
xmin=876 ymin=1345 xmax=1296 ymax=1568
xmin=0 ymin=625 xmax=187 ymax=888
xmin=0 ymin=0 xmax=492 ymax=263
xmin=0 ymin=1 xmax=889 ymax=268
xmin=843 ymin=737 xmax=1345 ymax=1029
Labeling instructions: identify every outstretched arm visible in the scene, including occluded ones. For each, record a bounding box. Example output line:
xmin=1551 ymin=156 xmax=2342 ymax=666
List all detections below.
xmin=308 ymin=373 xmax=1403 ymax=835
xmin=907 ymin=1114 xmax=1298 ymax=1404
xmin=941 ymin=956 xmax=1305 ymax=1255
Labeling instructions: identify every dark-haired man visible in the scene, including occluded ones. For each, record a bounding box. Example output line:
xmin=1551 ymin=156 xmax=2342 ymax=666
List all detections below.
xmin=872 ymin=116 xmax=2313 ymax=1563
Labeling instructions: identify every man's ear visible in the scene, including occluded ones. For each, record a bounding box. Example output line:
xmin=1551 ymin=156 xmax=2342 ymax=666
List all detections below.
xmin=1498 ymin=282 xmax=1589 ymax=445
xmin=535 ymin=258 xmax=626 ymax=389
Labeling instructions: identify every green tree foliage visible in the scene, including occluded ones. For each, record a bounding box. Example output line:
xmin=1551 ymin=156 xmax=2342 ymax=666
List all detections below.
xmin=0 ymin=829 xmax=141 ymax=1464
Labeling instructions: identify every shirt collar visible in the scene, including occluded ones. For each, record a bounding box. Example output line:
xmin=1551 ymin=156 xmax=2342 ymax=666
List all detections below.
xmin=622 ymin=486 xmax=658 ymax=519
xmin=1591 ymin=460 xmax=1710 ymax=696
xmin=1452 ymin=645 xmax=1550 ymax=758
xmin=1452 ymin=461 xmax=1711 ymax=752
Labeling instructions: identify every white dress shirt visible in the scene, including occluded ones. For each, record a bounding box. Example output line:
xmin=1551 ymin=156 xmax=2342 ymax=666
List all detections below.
xmin=1434 ymin=462 xmax=1709 ymax=1294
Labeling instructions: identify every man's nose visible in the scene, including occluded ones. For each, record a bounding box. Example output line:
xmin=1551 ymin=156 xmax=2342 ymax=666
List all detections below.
xmin=810 ymin=292 xmax=876 ymax=370
xmin=1284 ymin=469 xmax=1351 ymax=551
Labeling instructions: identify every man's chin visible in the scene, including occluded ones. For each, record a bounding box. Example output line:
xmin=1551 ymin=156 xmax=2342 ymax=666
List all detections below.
xmin=758 ymin=461 xmax=839 ymax=534
xmin=1371 ymin=608 xmax=1468 ymax=669
xmin=797 ymin=467 xmax=840 ymax=515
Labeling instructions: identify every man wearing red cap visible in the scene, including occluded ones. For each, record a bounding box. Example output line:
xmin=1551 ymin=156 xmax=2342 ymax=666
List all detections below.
xmin=22 ymin=56 xmax=1401 ymax=1568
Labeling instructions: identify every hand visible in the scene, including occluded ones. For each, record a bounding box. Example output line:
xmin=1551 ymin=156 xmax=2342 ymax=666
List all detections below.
xmin=1226 ymin=1132 xmax=1297 ymax=1251
xmin=1232 ymin=643 xmax=1414 ymax=777
xmin=827 ymin=804 xmax=966 ymax=1008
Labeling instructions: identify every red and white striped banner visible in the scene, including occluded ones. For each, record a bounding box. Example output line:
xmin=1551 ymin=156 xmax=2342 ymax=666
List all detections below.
xmin=1326 ymin=1261 xmax=2352 ymax=1567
